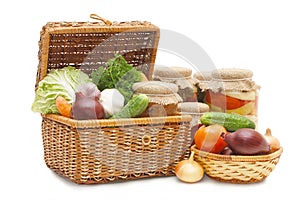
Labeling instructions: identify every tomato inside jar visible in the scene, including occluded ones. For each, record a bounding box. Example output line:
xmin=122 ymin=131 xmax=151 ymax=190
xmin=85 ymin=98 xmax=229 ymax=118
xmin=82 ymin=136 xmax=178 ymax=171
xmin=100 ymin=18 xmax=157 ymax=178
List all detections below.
xmin=205 ymin=90 xmax=259 ymax=116
xmin=197 ymin=68 xmax=260 ymax=126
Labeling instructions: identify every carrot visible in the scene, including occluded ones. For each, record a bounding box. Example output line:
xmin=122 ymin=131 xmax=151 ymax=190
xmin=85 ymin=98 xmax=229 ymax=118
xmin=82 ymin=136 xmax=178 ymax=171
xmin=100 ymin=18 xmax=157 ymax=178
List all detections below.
xmin=56 ymin=96 xmax=72 ymax=118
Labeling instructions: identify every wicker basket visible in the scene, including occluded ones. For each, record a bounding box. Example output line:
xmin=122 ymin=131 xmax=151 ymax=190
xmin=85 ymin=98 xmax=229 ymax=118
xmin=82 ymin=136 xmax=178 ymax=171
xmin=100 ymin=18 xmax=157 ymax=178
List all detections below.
xmin=35 ymin=14 xmax=192 ymax=184
xmin=191 ymin=145 xmax=283 ymax=183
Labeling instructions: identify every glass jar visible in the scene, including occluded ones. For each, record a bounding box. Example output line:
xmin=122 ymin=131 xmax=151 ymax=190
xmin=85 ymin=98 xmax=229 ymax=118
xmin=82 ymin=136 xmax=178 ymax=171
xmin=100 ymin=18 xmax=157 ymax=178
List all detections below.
xmin=193 ymin=71 xmax=212 ymax=103
xmin=132 ymin=81 xmax=183 ymax=117
xmin=153 ymin=66 xmax=197 ymax=102
xmin=200 ymin=68 xmax=260 ymax=124
xmin=176 ymin=102 xmax=210 ymax=127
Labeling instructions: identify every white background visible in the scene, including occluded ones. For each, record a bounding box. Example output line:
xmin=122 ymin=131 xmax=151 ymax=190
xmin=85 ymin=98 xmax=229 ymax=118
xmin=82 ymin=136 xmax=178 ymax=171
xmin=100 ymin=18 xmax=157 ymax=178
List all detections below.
xmin=1 ymin=0 xmax=298 ymax=199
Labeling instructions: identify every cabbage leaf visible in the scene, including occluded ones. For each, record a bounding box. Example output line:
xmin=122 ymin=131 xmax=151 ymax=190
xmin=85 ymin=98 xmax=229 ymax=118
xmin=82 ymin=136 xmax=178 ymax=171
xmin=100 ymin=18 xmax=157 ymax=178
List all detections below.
xmin=31 ymin=66 xmax=91 ymax=114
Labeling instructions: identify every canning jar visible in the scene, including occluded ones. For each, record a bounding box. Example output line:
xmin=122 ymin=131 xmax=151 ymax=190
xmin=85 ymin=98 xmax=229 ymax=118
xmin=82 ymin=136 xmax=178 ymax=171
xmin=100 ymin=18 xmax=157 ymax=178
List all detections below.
xmin=153 ymin=66 xmax=197 ymax=102
xmin=199 ymin=68 xmax=260 ymax=122
xmin=176 ymin=102 xmax=210 ymax=127
xmin=132 ymin=81 xmax=183 ymax=117
xmin=193 ymin=71 xmax=212 ymax=103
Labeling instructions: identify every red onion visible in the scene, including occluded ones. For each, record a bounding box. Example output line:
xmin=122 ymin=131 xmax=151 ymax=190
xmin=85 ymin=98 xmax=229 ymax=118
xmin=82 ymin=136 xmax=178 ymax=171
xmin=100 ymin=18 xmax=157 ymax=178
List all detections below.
xmin=79 ymin=83 xmax=101 ymax=100
xmin=223 ymin=128 xmax=270 ymax=155
xmin=71 ymin=92 xmax=104 ymax=120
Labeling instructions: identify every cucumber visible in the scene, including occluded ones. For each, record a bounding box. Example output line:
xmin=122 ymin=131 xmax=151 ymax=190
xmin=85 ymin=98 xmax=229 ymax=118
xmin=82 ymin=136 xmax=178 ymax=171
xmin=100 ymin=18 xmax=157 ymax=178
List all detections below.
xmin=200 ymin=112 xmax=255 ymax=132
xmin=110 ymin=94 xmax=149 ymax=119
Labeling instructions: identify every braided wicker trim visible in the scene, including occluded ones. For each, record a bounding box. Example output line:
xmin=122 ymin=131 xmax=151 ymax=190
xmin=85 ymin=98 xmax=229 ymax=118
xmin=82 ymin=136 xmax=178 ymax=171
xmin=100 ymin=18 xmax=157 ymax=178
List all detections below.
xmin=191 ymin=145 xmax=283 ymax=162
xmin=43 ymin=114 xmax=192 ymax=128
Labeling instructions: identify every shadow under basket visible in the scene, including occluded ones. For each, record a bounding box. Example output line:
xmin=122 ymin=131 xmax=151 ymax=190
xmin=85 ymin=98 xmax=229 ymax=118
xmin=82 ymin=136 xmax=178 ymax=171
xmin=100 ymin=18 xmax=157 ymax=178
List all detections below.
xmin=42 ymin=114 xmax=192 ymax=184
xmin=191 ymin=145 xmax=283 ymax=183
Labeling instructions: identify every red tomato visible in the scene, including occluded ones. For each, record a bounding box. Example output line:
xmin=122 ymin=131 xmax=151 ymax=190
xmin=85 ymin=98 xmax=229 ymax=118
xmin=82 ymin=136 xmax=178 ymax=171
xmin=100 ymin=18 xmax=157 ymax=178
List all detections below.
xmin=194 ymin=124 xmax=227 ymax=154
xmin=205 ymin=91 xmax=251 ymax=110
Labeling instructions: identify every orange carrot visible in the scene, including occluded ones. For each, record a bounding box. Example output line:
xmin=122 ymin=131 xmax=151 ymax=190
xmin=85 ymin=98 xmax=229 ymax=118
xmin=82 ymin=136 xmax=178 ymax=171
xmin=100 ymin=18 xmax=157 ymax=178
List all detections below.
xmin=56 ymin=96 xmax=72 ymax=118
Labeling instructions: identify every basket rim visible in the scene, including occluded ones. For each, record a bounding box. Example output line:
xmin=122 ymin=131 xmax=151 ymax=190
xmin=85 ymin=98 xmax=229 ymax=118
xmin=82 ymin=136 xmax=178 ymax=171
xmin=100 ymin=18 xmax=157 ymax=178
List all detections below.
xmin=44 ymin=23 xmax=160 ymax=34
xmin=43 ymin=114 xmax=192 ymax=128
xmin=191 ymin=145 xmax=283 ymax=162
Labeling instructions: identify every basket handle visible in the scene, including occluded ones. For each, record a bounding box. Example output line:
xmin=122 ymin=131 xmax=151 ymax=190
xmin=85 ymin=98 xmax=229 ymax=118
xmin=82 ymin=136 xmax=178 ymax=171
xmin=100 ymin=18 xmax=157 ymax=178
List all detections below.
xmin=90 ymin=14 xmax=112 ymax=25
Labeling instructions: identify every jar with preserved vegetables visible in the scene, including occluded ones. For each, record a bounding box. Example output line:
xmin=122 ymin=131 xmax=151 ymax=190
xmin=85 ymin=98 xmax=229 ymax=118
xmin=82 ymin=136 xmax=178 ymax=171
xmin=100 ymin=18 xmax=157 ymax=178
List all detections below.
xmin=153 ymin=66 xmax=197 ymax=102
xmin=193 ymin=71 xmax=212 ymax=103
xmin=132 ymin=81 xmax=183 ymax=117
xmin=198 ymin=68 xmax=260 ymax=124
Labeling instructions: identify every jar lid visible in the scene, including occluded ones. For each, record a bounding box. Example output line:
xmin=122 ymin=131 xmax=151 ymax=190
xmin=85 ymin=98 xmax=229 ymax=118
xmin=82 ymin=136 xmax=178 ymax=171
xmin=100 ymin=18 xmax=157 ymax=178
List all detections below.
xmin=193 ymin=71 xmax=212 ymax=86
xmin=132 ymin=81 xmax=182 ymax=105
xmin=177 ymin=102 xmax=209 ymax=113
xmin=198 ymin=68 xmax=260 ymax=92
xmin=132 ymin=81 xmax=178 ymax=94
xmin=153 ymin=66 xmax=192 ymax=78
xmin=212 ymin=68 xmax=253 ymax=80
xmin=193 ymin=71 xmax=212 ymax=81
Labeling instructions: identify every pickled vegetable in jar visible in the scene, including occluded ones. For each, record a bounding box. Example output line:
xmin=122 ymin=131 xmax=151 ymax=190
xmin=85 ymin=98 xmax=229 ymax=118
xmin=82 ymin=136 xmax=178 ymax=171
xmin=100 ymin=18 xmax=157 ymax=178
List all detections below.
xmin=153 ymin=67 xmax=197 ymax=102
xmin=193 ymin=71 xmax=212 ymax=103
xmin=132 ymin=81 xmax=183 ymax=117
xmin=199 ymin=68 xmax=260 ymax=121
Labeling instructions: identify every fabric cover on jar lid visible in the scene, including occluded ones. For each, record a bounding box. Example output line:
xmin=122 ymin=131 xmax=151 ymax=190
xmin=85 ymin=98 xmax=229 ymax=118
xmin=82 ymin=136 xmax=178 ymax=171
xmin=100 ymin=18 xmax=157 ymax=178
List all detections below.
xmin=154 ymin=66 xmax=192 ymax=78
xmin=153 ymin=66 xmax=195 ymax=88
xmin=193 ymin=71 xmax=212 ymax=89
xmin=132 ymin=81 xmax=182 ymax=105
xmin=198 ymin=68 xmax=260 ymax=93
xmin=177 ymin=102 xmax=209 ymax=114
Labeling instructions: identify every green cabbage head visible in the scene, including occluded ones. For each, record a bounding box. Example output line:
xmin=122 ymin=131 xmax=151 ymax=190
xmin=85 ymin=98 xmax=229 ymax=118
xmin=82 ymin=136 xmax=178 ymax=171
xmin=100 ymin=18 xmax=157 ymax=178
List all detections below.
xmin=31 ymin=66 xmax=91 ymax=114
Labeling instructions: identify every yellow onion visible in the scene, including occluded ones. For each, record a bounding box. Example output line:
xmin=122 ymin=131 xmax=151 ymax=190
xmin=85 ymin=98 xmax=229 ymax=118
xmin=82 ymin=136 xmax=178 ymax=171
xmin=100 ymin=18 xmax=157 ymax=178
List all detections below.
xmin=264 ymin=128 xmax=280 ymax=152
xmin=175 ymin=151 xmax=204 ymax=183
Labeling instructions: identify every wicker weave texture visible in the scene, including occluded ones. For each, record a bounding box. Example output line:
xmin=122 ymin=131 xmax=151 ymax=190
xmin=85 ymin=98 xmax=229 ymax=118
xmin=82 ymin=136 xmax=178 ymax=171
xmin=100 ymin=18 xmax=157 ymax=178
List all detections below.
xmin=191 ymin=145 xmax=282 ymax=183
xmin=36 ymin=19 xmax=160 ymax=88
xmin=42 ymin=114 xmax=192 ymax=184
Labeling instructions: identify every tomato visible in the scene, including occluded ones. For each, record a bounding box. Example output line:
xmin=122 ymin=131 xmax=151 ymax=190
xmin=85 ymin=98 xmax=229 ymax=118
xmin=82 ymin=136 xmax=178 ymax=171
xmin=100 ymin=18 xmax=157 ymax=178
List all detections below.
xmin=205 ymin=91 xmax=251 ymax=110
xmin=194 ymin=124 xmax=227 ymax=154
xmin=190 ymin=123 xmax=203 ymax=146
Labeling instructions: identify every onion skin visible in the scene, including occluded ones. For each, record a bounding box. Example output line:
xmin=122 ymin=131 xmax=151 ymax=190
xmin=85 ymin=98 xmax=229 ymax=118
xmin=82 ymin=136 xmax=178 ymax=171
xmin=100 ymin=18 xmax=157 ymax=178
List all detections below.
xmin=223 ymin=128 xmax=270 ymax=155
xmin=220 ymin=147 xmax=233 ymax=155
xmin=264 ymin=128 xmax=280 ymax=152
xmin=175 ymin=151 xmax=204 ymax=183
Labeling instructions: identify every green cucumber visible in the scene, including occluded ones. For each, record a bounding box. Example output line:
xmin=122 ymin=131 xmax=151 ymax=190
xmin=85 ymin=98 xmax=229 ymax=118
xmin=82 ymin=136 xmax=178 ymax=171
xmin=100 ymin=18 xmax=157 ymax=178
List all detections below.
xmin=200 ymin=112 xmax=256 ymax=132
xmin=110 ymin=94 xmax=149 ymax=119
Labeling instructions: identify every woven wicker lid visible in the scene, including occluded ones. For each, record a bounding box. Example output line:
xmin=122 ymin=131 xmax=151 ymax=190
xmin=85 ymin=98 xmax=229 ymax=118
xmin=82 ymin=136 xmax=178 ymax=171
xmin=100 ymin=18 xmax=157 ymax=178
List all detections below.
xmin=35 ymin=14 xmax=160 ymax=89
xmin=177 ymin=102 xmax=210 ymax=113
xmin=153 ymin=67 xmax=192 ymax=78
xmin=198 ymin=68 xmax=260 ymax=92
